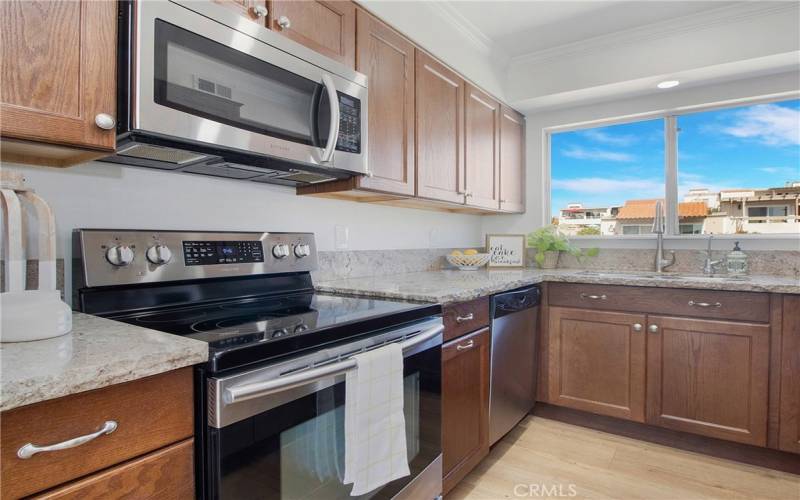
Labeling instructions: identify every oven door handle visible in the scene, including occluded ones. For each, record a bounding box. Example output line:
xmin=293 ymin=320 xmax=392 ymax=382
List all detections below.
xmin=224 ymin=323 xmax=444 ymax=405
xmin=320 ymin=73 xmax=340 ymax=164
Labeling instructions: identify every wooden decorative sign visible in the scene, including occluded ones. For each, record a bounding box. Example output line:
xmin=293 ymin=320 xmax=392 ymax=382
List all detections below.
xmin=486 ymin=234 xmax=526 ymax=268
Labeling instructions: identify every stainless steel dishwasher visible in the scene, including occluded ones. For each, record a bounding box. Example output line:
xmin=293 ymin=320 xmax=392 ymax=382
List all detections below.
xmin=489 ymin=285 xmax=541 ymax=445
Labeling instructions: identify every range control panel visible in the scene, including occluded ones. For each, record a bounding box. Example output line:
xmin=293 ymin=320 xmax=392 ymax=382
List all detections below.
xmin=183 ymin=240 xmax=264 ymax=266
xmin=74 ymin=230 xmax=317 ymax=288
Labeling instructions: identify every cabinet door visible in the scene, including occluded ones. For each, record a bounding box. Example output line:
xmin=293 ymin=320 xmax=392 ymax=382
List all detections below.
xmin=499 ymin=106 xmax=525 ymax=213
xmin=548 ymin=307 xmax=647 ymax=422
xmin=442 ymin=327 xmax=490 ymax=493
xmin=463 ymin=84 xmax=500 ymax=210
xmin=415 ymin=52 xmax=465 ymax=205
xmin=779 ymin=296 xmax=800 ymax=453
xmin=0 ymin=0 xmax=116 ymax=151
xmin=213 ymin=0 xmax=268 ymax=24
xmin=355 ymin=10 xmax=415 ymax=195
xmin=269 ymin=0 xmax=355 ymax=68
xmin=646 ymin=316 xmax=769 ymax=446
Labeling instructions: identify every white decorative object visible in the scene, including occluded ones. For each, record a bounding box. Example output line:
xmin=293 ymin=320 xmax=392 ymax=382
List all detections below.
xmin=446 ymin=253 xmax=490 ymax=271
xmin=486 ymin=234 xmax=526 ymax=268
xmin=1 ymin=170 xmax=72 ymax=342
xmin=539 ymin=251 xmax=560 ymax=269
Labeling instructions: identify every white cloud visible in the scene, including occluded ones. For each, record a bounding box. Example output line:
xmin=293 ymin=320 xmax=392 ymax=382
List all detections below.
xmin=552 ymin=177 xmax=662 ymax=196
xmin=721 ymin=104 xmax=800 ymax=146
xmin=561 ymin=146 xmax=635 ymax=162
xmin=579 ymin=129 xmax=637 ymax=147
xmin=758 ymin=166 xmax=799 ymax=176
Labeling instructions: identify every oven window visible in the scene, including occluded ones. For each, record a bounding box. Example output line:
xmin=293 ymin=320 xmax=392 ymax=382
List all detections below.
xmin=153 ymin=20 xmax=328 ymax=147
xmin=209 ymin=347 xmax=440 ymax=499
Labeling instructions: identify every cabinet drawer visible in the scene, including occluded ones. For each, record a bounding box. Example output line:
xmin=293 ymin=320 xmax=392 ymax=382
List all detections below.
xmin=443 ymin=296 xmax=490 ymax=341
xmin=1 ymin=368 xmax=193 ymax=499
xmin=548 ymin=283 xmax=769 ymax=323
xmin=33 ymin=439 xmax=194 ymax=500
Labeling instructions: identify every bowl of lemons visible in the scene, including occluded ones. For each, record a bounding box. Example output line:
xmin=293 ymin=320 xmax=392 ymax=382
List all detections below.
xmin=446 ymin=249 xmax=490 ymax=270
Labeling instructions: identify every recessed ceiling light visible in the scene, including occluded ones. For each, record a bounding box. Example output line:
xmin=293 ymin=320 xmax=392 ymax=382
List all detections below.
xmin=657 ymin=80 xmax=680 ymax=89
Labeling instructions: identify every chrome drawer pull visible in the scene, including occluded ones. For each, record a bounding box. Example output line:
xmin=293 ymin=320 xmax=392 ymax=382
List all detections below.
xmin=688 ymin=300 xmax=722 ymax=308
xmin=456 ymin=340 xmax=475 ymax=351
xmin=455 ymin=313 xmax=474 ymax=323
xmin=17 ymin=420 xmax=118 ymax=459
xmin=580 ymin=293 xmax=607 ymax=300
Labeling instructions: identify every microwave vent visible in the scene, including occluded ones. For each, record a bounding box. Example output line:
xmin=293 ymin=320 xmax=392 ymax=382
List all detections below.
xmin=270 ymin=171 xmax=336 ymax=184
xmin=117 ymin=144 xmax=208 ymax=165
xmin=182 ymin=163 xmax=264 ymax=180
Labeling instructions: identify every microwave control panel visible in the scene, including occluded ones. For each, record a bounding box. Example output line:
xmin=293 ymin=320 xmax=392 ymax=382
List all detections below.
xmin=335 ymin=93 xmax=361 ymax=154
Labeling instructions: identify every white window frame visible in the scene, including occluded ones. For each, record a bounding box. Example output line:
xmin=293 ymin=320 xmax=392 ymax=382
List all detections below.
xmin=543 ymin=91 xmax=800 ymax=250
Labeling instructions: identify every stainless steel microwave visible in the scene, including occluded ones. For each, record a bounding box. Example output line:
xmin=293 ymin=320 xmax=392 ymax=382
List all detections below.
xmin=105 ymin=0 xmax=368 ymax=186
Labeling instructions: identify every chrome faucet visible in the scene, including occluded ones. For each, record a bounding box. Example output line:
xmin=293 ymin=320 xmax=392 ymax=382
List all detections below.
xmin=653 ymin=201 xmax=675 ymax=273
xmin=703 ymin=235 xmax=722 ymax=275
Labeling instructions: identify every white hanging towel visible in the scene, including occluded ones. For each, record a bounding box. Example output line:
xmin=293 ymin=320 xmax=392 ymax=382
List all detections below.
xmin=343 ymin=343 xmax=410 ymax=496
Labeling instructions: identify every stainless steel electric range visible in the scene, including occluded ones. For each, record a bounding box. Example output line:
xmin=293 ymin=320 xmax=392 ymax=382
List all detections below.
xmin=72 ymin=229 xmax=443 ymax=500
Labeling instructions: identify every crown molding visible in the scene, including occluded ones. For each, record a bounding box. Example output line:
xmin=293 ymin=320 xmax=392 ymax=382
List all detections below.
xmin=423 ymin=1 xmax=500 ymax=58
xmin=509 ymin=2 xmax=799 ymax=66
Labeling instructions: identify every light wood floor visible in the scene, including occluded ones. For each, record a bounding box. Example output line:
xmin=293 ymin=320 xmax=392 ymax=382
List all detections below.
xmin=447 ymin=417 xmax=800 ymax=500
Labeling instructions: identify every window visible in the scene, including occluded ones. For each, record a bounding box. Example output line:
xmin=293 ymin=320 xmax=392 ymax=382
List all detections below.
xmin=549 ymin=98 xmax=800 ymax=236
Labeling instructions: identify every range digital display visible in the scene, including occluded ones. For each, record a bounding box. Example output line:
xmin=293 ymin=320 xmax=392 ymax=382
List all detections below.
xmin=183 ymin=241 xmax=264 ymax=266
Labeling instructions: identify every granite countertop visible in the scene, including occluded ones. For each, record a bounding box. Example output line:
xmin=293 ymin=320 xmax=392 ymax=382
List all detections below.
xmin=1 ymin=313 xmax=208 ymax=412
xmin=316 ymin=269 xmax=800 ymax=304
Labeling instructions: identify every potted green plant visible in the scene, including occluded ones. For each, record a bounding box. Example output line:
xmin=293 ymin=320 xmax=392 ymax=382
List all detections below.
xmin=527 ymin=226 xmax=598 ymax=269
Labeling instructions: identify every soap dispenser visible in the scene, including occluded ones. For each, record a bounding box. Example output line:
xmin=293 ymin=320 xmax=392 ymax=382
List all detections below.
xmin=726 ymin=241 xmax=748 ymax=276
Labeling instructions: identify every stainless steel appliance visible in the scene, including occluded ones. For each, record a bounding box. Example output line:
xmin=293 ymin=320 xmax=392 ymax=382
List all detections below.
xmin=73 ymin=230 xmax=442 ymax=500
xmin=105 ymin=0 xmax=368 ymax=187
xmin=489 ymin=286 xmax=540 ymax=445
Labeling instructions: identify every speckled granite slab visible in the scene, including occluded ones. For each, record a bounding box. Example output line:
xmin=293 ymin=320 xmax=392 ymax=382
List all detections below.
xmin=1 ymin=313 xmax=208 ymax=412
xmin=316 ymin=269 xmax=800 ymax=304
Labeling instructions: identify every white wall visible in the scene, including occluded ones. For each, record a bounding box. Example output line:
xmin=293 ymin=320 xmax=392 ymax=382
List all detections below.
xmin=4 ymin=161 xmax=483 ymax=257
xmin=481 ymin=71 xmax=800 ymax=250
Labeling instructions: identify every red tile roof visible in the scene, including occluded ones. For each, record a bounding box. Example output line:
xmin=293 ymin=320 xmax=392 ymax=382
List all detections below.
xmin=616 ymin=199 xmax=708 ymax=220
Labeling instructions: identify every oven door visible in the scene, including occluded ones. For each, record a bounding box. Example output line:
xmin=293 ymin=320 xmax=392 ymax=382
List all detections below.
xmin=130 ymin=0 xmax=367 ymax=175
xmin=206 ymin=321 xmax=443 ymax=500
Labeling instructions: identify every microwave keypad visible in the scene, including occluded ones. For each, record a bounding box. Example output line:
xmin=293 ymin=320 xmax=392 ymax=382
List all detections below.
xmin=336 ymin=94 xmax=361 ymax=154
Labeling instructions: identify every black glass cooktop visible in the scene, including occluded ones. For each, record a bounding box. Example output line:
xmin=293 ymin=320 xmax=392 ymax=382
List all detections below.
xmin=109 ymin=292 xmax=440 ymax=373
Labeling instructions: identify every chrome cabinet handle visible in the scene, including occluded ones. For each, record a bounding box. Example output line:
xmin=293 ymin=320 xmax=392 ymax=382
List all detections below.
xmin=580 ymin=293 xmax=607 ymax=300
xmin=277 ymin=15 xmax=291 ymax=28
xmin=648 ymin=324 xmax=659 ymax=334
xmin=17 ymin=420 xmax=118 ymax=459
xmin=320 ymin=74 xmax=340 ymax=164
xmin=94 ymin=113 xmax=115 ymax=130
xmin=252 ymin=5 xmax=268 ymax=17
xmin=632 ymin=323 xmax=643 ymax=332
xmin=456 ymin=340 xmax=475 ymax=351
xmin=688 ymin=300 xmax=722 ymax=308
xmin=455 ymin=313 xmax=474 ymax=323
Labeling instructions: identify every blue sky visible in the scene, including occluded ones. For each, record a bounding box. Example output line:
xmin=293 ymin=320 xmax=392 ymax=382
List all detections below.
xmin=551 ymin=98 xmax=800 ymax=216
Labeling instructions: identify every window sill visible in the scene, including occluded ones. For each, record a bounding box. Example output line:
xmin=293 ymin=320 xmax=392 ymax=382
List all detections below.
xmin=565 ymin=234 xmax=800 ymax=251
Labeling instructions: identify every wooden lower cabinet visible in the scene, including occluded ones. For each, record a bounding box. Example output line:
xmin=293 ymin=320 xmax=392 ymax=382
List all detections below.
xmin=646 ymin=316 xmax=770 ymax=446
xmin=442 ymin=327 xmax=490 ymax=494
xmin=547 ymin=307 xmax=647 ymax=422
xmin=779 ymin=295 xmax=800 ymax=453
xmin=33 ymin=439 xmax=194 ymax=500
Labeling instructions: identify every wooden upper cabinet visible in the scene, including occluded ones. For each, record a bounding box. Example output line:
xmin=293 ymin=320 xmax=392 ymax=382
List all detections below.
xmin=499 ymin=106 xmax=525 ymax=213
xmin=779 ymin=296 xmax=800 ymax=453
xmin=548 ymin=307 xmax=647 ymax=422
xmin=0 ymin=0 xmax=117 ymax=163
xmin=442 ymin=327 xmax=490 ymax=494
xmin=646 ymin=316 xmax=770 ymax=446
xmin=355 ymin=10 xmax=415 ymax=195
xmin=268 ymin=0 xmax=356 ymax=68
xmin=213 ymin=0 xmax=268 ymax=24
xmin=415 ymin=51 xmax=465 ymax=205
xmin=463 ymin=84 xmax=500 ymax=210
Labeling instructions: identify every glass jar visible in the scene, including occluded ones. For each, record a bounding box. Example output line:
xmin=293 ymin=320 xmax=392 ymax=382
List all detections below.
xmin=726 ymin=241 xmax=748 ymax=276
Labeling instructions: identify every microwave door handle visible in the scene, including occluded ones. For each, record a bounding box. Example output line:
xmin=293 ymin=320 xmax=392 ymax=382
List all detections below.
xmin=223 ymin=323 xmax=444 ymax=405
xmin=320 ymin=74 xmax=340 ymax=163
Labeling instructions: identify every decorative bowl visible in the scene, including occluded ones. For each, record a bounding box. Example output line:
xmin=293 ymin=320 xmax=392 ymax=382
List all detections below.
xmin=446 ymin=253 xmax=490 ymax=271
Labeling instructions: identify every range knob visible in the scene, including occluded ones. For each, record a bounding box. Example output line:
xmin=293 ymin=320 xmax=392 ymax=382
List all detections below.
xmin=146 ymin=244 xmax=172 ymax=265
xmin=294 ymin=243 xmax=311 ymax=258
xmin=272 ymin=244 xmax=291 ymax=259
xmin=105 ymin=245 xmax=134 ymax=267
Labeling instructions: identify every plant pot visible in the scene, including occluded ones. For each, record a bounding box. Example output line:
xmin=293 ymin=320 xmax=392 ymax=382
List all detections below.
xmin=538 ymin=251 xmax=560 ymax=269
